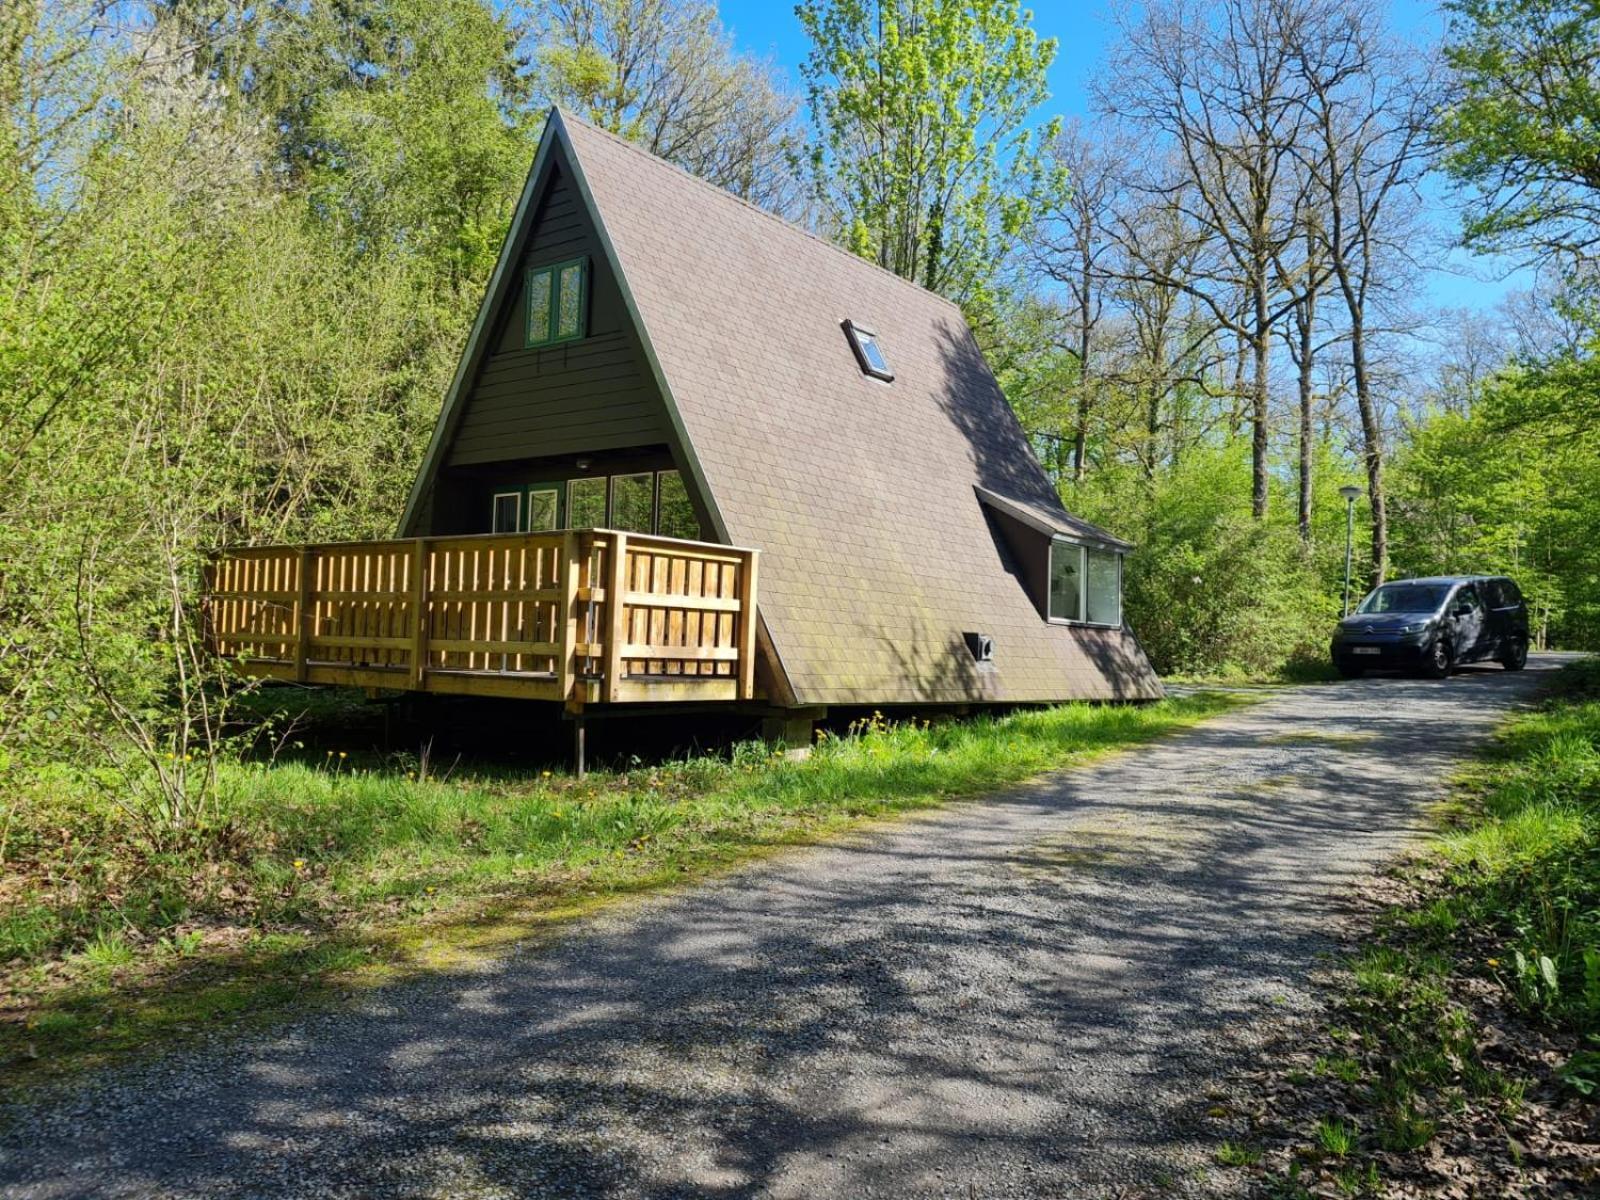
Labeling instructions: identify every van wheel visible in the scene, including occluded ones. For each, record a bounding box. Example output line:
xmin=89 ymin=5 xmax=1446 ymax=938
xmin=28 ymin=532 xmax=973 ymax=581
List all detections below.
xmin=1422 ymin=639 xmax=1453 ymax=679
xmin=1500 ymin=639 xmax=1528 ymax=671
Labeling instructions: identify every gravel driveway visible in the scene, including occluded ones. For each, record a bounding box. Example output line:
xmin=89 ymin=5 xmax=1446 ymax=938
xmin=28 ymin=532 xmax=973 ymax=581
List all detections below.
xmin=0 ymin=657 xmax=1563 ymax=1199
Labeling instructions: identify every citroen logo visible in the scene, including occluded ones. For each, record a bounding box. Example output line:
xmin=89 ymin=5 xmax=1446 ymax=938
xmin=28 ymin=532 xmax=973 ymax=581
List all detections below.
xmin=1362 ymin=625 xmax=1374 ymax=634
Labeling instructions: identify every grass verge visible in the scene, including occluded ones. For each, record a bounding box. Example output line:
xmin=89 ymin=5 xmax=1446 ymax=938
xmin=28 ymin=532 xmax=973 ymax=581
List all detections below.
xmin=1 ymin=692 xmax=1240 ymax=1093
xmin=1210 ymin=658 xmax=1600 ymax=1198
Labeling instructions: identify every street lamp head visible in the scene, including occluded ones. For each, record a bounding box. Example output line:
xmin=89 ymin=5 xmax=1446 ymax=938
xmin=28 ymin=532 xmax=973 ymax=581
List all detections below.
xmin=1339 ymin=485 xmax=1363 ymax=503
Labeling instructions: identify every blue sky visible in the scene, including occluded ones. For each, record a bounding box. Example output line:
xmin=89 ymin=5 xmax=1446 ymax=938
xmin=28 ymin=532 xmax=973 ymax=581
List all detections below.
xmin=717 ymin=0 xmax=1528 ymax=316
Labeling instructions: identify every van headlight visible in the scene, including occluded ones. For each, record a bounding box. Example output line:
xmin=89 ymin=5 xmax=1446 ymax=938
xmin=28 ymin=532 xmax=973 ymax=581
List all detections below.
xmin=1399 ymin=621 xmax=1429 ymax=634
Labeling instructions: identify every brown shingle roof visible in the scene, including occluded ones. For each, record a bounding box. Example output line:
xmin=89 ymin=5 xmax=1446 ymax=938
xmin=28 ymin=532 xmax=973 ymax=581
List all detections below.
xmin=551 ymin=111 xmax=1159 ymax=703
xmin=973 ymin=486 xmax=1133 ymax=551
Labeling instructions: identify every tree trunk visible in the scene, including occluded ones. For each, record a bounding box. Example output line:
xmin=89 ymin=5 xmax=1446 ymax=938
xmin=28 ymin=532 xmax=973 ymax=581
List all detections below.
xmin=1349 ymin=314 xmax=1388 ymax=586
xmin=1072 ymin=253 xmax=1092 ymax=481
xmin=1145 ymin=386 xmax=1161 ymax=477
xmin=1251 ymin=325 xmax=1269 ymax=520
xmin=1296 ymin=292 xmax=1316 ymax=542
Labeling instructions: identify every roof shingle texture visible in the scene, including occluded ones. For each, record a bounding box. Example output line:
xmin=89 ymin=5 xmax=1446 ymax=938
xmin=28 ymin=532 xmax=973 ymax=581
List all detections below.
xmin=563 ymin=114 xmax=1162 ymax=704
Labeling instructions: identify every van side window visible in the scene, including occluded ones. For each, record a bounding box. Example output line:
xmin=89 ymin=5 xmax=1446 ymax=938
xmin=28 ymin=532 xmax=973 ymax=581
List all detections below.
xmin=1483 ymin=579 xmax=1505 ymax=608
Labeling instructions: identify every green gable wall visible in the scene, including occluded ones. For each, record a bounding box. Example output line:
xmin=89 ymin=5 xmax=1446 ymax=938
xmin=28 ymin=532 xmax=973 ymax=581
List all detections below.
xmin=442 ymin=163 xmax=668 ymax=470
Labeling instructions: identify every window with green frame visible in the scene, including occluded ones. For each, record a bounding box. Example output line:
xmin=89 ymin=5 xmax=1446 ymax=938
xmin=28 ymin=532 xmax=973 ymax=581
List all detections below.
xmin=525 ymin=258 xmax=588 ymax=347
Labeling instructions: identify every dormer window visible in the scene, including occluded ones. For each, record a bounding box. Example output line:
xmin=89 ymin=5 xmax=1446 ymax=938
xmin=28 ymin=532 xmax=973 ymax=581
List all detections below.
xmin=526 ymin=257 xmax=588 ymax=347
xmin=843 ymin=319 xmax=893 ymax=381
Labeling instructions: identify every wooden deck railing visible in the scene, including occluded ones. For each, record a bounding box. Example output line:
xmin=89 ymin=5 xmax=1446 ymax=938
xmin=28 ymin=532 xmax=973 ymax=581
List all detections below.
xmin=203 ymin=530 xmax=759 ymax=704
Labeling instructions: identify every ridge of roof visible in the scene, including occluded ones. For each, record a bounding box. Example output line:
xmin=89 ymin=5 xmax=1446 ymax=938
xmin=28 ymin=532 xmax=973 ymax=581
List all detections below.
xmin=552 ymin=106 xmax=967 ymax=318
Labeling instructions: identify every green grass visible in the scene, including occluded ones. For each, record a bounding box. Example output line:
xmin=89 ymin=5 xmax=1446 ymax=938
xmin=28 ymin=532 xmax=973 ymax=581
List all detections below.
xmin=1216 ymin=1140 xmax=1264 ymax=1167
xmin=1 ymin=691 xmax=1242 ymax=1087
xmin=1314 ymin=1116 xmax=1358 ymax=1158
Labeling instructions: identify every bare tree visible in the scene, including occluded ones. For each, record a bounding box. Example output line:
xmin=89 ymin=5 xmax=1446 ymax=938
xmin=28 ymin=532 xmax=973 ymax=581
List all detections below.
xmin=1291 ymin=0 xmax=1433 ymax=585
xmin=532 ymin=0 xmax=801 ymax=213
xmin=1099 ymin=0 xmax=1335 ymax=519
xmin=1031 ymin=122 xmax=1126 ymax=480
xmin=1275 ymin=209 xmax=1346 ymax=541
xmin=1107 ymin=191 xmax=1224 ymax=475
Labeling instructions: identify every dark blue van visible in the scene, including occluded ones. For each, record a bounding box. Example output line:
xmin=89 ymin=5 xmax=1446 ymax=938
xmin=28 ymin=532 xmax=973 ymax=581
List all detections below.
xmin=1330 ymin=576 xmax=1530 ymax=679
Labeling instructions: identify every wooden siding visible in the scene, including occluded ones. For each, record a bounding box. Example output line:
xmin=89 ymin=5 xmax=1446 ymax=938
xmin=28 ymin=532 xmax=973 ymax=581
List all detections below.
xmin=203 ymin=530 xmax=759 ymax=705
xmin=445 ymin=166 xmax=666 ymax=468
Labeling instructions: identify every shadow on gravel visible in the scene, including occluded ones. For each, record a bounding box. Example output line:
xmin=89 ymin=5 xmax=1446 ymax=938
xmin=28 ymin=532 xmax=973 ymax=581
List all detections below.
xmin=0 ymin=660 xmax=1562 ymax=1200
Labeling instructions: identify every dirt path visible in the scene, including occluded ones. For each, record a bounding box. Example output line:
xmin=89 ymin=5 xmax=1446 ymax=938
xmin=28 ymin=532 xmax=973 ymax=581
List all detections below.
xmin=0 ymin=659 xmax=1561 ymax=1199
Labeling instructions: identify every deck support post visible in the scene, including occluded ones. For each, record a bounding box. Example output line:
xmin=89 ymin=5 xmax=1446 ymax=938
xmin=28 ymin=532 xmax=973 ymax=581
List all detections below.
xmin=557 ymin=531 xmax=581 ymax=701
xmin=760 ymin=707 xmax=825 ymax=761
xmin=294 ymin=548 xmax=313 ymax=683
xmin=409 ymin=539 xmax=430 ymax=687
xmin=566 ymin=696 xmax=588 ymax=779
xmin=602 ymin=532 xmax=627 ymax=703
xmin=736 ymin=551 xmax=759 ymax=701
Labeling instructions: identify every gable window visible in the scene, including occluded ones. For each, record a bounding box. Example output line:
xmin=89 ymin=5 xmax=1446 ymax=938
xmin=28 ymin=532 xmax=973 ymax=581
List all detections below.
xmin=526 ymin=257 xmax=588 ymax=347
xmin=842 ymin=319 xmax=893 ymax=381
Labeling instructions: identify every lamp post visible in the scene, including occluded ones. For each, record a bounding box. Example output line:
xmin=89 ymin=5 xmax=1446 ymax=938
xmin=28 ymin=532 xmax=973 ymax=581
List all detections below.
xmin=1340 ymin=485 xmax=1363 ymax=616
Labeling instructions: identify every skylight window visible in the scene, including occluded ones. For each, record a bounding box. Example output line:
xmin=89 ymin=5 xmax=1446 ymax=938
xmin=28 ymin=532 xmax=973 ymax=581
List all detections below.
xmin=843 ymin=320 xmax=894 ymax=381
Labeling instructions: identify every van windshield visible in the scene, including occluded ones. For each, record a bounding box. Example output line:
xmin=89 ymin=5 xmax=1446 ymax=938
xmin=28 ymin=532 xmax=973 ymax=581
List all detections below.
xmin=1356 ymin=584 xmax=1450 ymax=615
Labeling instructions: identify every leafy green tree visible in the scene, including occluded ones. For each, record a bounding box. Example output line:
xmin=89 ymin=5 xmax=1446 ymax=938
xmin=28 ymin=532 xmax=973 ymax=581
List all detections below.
xmin=796 ymin=0 xmax=1064 ymax=308
xmin=1391 ymin=371 xmax=1600 ymax=647
xmin=1439 ymin=0 xmax=1600 ymax=270
xmin=296 ymin=0 xmax=538 ymax=292
xmin=1067 ymin=441 xmax=1341 ymax=677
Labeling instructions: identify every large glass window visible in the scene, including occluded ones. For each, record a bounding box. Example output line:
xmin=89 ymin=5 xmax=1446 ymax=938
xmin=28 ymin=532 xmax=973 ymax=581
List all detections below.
xmin=611 ymin=473 xmax=654 ymax=533
xmin=1048 ymin=541 xmax=1082 ymax=622
xmin=526 ymin=258 xmax=587 ymax=347
xmin=656 ymin=470 xmax=699 ymax=539
xmin=490 ymin=469 xmax=703 ymax=536
xmin=567 ymin=477 xmax=606 ymax=527
xmin=526 ymin=486 xmax=560 ymax=532
xmin=1086 ymin=547 xmax=1121 ymax=626
xmin=491 ymin=492 xmax=521 ymax=534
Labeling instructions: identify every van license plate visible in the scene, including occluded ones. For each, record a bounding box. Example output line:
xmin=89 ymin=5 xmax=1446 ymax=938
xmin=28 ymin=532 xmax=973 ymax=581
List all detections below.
xmin=1351 ymin=647 xmax=1381 ymax=656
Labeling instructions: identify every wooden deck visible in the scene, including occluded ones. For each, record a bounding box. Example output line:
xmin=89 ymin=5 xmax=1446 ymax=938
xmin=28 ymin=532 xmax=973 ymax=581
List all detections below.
xmin=203 ymin=530 xmax=759 ymax=704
